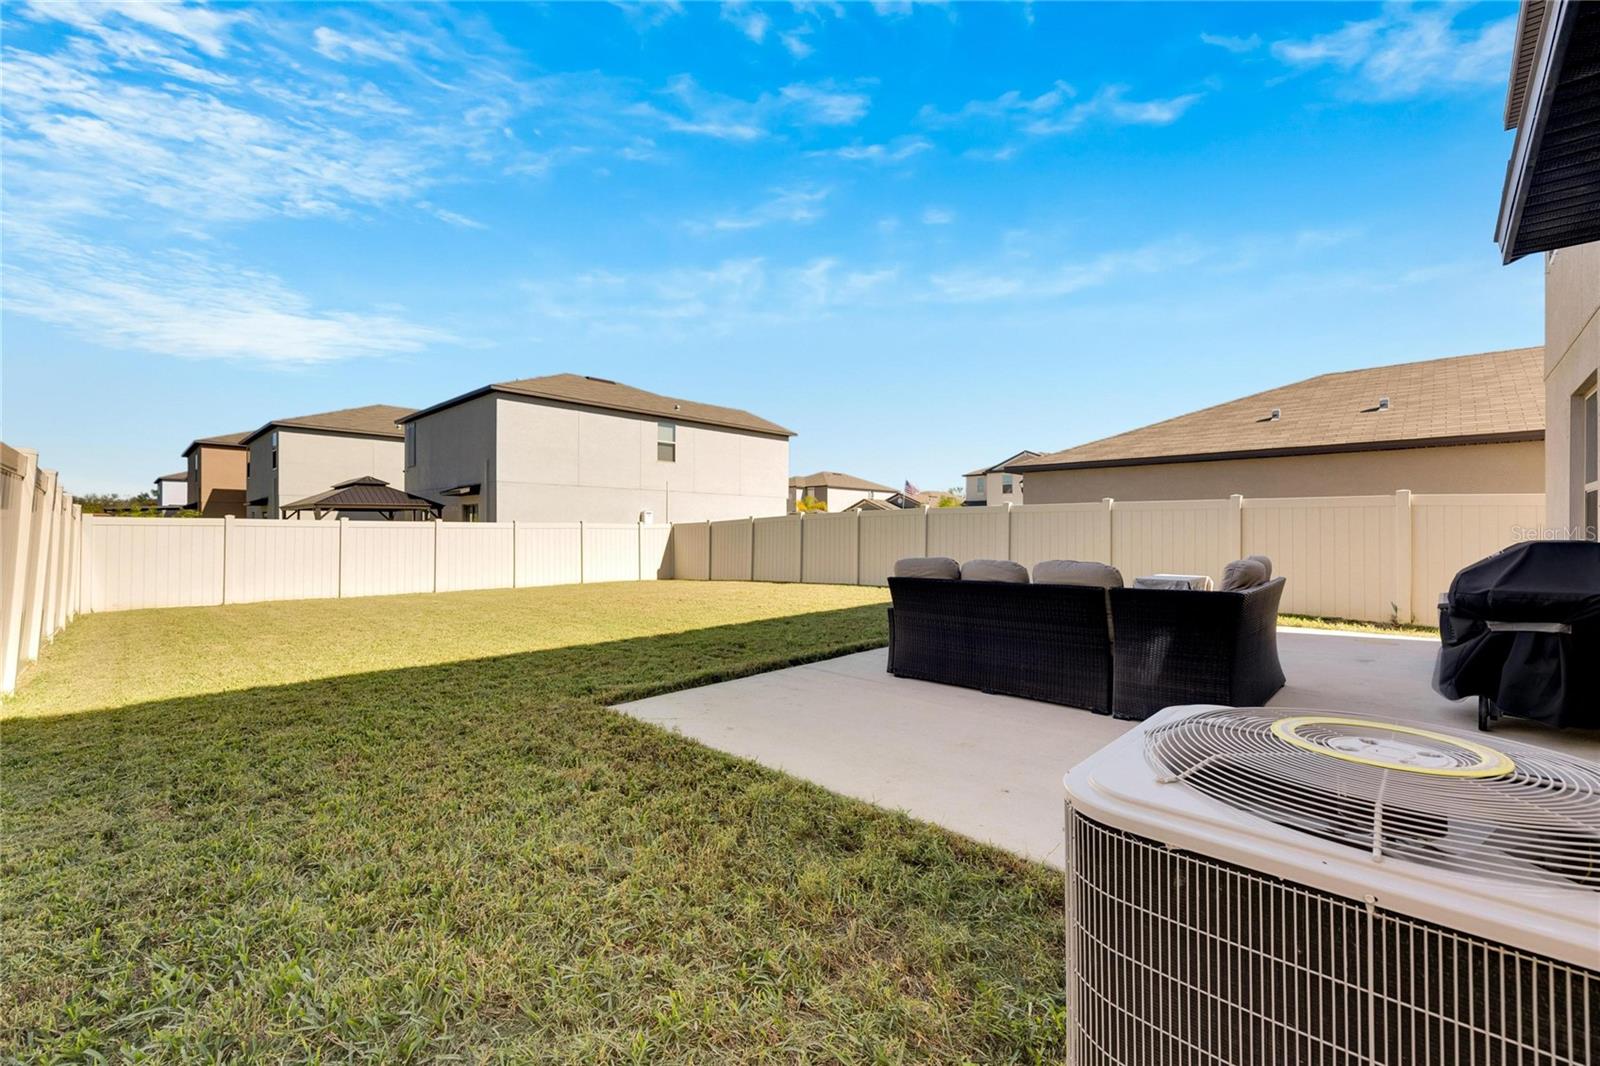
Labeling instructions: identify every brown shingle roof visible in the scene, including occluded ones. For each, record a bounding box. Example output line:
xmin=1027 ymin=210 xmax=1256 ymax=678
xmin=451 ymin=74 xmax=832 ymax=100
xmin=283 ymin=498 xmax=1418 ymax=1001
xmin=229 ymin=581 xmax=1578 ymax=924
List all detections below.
xmin=280 ymin=476 xmax=441 ymax=515
xmin=241 ymin=404 xmax=414 ymax=445
xmin=155 ymin=471 xmax=188 ymax=482
xmin=182 ymin=430 xmax=251 ymax=457
xmin=789 ymin=471 xmax=896 ymax=492
xmin=401 ymin=373 xmax=794 ymax=438
xmin=1013 ymin=347 xmax=1545 ymax=472
xmin=964 ymin=450 xmax=1041 ymax=477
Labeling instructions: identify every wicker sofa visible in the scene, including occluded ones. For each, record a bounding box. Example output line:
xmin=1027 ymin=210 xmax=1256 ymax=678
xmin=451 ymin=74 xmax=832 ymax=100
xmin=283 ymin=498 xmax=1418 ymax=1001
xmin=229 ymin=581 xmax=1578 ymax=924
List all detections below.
xmin=885 ymin=573 xmax=1286 ymax=719
xmin=1107 ymin=577 xmax=1286 ymax=719
xmin=885 ymin=577 xmax=1114 ymax=712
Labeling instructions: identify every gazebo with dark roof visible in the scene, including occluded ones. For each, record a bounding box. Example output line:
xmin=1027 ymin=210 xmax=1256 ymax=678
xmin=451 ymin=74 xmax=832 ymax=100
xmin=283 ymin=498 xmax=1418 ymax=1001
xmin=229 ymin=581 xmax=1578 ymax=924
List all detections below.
xmin=279 ymin=477 xmax=442 ymax=521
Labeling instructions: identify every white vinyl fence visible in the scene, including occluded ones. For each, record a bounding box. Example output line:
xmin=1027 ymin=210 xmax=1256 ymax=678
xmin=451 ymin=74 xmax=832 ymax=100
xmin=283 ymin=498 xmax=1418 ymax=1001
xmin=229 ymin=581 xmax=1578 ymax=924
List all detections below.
xmin=677 ymin=492 xmax=1547 ymax=625
xmin=1 ymin=443 xmax=84 ymax=695
xmin=79 ymin=517 xmax=673 ymax=614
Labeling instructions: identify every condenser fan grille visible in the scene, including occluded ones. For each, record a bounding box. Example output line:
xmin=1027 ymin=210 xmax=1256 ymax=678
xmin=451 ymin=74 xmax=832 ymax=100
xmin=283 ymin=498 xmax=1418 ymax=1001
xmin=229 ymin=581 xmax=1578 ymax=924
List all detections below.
xmin=1143 ymin=709 xmax=1600 ymax=891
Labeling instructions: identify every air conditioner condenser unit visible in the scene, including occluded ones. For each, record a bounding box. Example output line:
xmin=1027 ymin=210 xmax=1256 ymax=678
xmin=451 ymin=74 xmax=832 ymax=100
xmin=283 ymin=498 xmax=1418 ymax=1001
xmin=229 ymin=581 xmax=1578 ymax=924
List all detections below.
xmin=1063 ymin=705 xmax=1600 ymax=1066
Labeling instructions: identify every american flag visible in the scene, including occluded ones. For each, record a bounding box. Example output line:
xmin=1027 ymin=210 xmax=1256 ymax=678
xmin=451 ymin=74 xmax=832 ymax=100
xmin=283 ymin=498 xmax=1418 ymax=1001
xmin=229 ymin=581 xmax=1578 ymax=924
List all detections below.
xmin=904 ymin=480 xmax=921 ymax=497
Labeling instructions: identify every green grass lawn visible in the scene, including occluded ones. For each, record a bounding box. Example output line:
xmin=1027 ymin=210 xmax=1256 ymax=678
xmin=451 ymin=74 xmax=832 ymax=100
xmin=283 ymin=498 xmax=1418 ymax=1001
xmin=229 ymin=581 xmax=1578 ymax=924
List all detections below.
xmin=2 ymin=583 xmax=1065 ymax=1064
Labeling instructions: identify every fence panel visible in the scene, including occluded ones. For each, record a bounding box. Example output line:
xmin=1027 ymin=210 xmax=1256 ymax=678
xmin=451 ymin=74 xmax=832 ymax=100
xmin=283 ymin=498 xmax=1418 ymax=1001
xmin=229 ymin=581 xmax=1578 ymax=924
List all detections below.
xmin=227 ymin=518 xmax=340 ymax=604
xmin=800 ymin=512 xmax=858 ymax=584
xmin=672 ymin=522 xmax=711 ymax=581
xmin=639 ymin=524 xmax=672 ymax=580
xmin=437 ymin=522 xmax=515 ymax=592
xmin=1009 ymin=502 xmax=1112 ymax=572
xmin=83 ymin=517 xmax=225 ymax=611
xmin=927 ymin=506 xmax=1009 ymax=564
xmin=1411 ymin=494 xmax=1545 ymax=619
xmin=710 ymin=519 xmax=754 ymax=581
xmin=583 ymin=523 xmax=641 ymax=583
xmin=516 ymin=523 xmax=582 ymax=587
xmin=339 ymin=522 xmax=433 ymax=598
xmin=752 ymin=515 xmax=802 ymax=583
xmin=0 ymin=446 xmax=37 ymax=694
xmin=1243 ymin=496 xmax=1396 ymax=622
xmin=858 ymin=508 xmax=927 ymax=586
xmin=1111 ymin=499 xmax=1237 ymax=586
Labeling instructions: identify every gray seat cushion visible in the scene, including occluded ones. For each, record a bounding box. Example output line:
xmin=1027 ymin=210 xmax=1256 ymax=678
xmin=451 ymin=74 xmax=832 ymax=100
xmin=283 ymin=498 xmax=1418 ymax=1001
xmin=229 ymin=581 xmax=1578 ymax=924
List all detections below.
xmin=1033 ymin=559 xmax=1123 ymax=588
xmin=1220 ymin=557 xmax=1269 ymax=591
xmin=1246 ymin=554 xmax=1273 ymax=580
xmin=893 ymin=556 xmax=960 ymax=579
xmin=961 ymin=558 xmax=1029 ymax=583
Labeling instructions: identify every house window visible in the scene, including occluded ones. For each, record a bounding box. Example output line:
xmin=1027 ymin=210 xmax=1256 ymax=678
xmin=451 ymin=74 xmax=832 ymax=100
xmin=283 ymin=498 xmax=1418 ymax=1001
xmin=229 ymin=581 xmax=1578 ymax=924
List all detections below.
xmin=1001 ymin=473 xmax=1014 ymax=494
xmin=973 ymin=479 xmax=985 ymax=497
xmin=405 ymin=423 xmax=416 ymax=468
xmin=1583 ymin=384 xmax=1597 ymax=541
xmin=657 ymin=421 xmax=676 ymax=462
xmin=461 ymin=503 xmax=479 ymax=523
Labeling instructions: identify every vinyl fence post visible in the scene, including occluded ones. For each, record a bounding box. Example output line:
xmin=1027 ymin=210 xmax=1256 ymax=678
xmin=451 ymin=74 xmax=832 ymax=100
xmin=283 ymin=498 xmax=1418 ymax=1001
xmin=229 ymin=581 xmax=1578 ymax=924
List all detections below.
xmin=1393 ymin=489 xmax=1413 ymax=625
xmin=1004 ymin=501 xmax=1015 ymax=562
xmin=797 ymin=513 xmax=806 ymax=584
xmin=579 ymin=521 xmax=587 ymax=584
xmin=22 ymin=470 xmax=57 ymax=662
xmin=749 ymin=516 xmax=756 ymax=582
xmin=512 ymin=521 xmax=521 ymax=588
xmin=0 ymin=449 xmax=38 ymax=695
xmin=1229 ymin=494 xmax=1245 ymax=564
xmin=1101 ymin=498 xmax=1115 ymax=567
xmin=432 ymin=515 xmax=441 ymax=593
xmin=338 ymin=517 xmax=349 ymax=599
xmin=222 ymin=514 xmax=235 ymax=605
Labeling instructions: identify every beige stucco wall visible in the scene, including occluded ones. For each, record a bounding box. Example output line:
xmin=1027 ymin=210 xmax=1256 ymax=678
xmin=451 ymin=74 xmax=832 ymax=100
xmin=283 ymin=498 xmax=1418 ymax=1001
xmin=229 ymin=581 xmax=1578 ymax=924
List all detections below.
xmin=1543 ymin=241 xmax=1600 ymax=536
xmin=403 ymin=393 xmax=497 ymax=521
xmin=1021 ymin=440 xmax=1544 ymax=504
xmin=247 ymin=429 xmax=406 ymax=518
xmin=490 ymin=395 xmax=788 ymax=523
xmin=189 ymin=444 xmax=246 ymax=517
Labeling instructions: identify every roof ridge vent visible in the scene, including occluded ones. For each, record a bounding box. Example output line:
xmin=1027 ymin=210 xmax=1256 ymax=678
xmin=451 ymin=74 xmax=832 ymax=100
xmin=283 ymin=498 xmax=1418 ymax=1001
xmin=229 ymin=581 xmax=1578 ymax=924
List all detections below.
xmin=1378 ymin=396 xmax=1390 ymax=411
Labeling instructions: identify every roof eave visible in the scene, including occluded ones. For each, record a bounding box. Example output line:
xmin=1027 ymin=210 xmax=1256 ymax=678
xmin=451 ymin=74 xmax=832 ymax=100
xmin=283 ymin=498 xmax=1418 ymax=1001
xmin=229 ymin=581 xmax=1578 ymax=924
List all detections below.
xmin=1010 ymin=431 xmax=1546 ymax=473
xmin=404 ymin=383 xmax=795 ymax=439
xmin=1496 ymin=0 xmax=1578 ymax=263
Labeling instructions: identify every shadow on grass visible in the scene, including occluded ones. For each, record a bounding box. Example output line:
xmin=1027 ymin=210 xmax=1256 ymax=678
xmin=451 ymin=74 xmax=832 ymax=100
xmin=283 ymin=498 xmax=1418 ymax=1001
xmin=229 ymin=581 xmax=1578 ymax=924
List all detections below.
xmin=2 ymin=606 xmax=1065 ymax=1064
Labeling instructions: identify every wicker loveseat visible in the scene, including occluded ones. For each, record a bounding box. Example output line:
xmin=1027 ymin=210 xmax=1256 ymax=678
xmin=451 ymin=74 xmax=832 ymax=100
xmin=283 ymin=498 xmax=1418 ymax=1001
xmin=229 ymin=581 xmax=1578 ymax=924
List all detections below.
xmin=885 ymin=577 xmax=1114 ymax=713
xmin=885 ymin=571 xmax=1286 ymax=720
xmin=1107 ymin=577 xmax=1287 ymax=719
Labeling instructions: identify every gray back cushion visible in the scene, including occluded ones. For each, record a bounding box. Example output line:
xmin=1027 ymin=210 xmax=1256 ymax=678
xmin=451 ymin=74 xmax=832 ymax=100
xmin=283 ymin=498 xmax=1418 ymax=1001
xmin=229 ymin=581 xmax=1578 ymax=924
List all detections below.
xmin=961 ymin=558 xmax=1029 ymax=583
xmin=1220 ymin=557 xmax=1269 ymax=591
xmin=1033 ymin=559 xmax=1123 ymax=588
xmin=893 ymin=556 xmax=960 ymax=580
xmin=1246 ymin=554 xmax=1273 ymax=580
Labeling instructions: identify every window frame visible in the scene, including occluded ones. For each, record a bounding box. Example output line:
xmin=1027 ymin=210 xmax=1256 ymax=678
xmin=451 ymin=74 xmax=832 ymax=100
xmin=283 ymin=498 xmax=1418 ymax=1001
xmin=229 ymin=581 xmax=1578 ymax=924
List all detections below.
xmin=657 ymin=421 xmax=677 ymax=463
xmin=1001 ymin=473 xmax=1014 ymax=494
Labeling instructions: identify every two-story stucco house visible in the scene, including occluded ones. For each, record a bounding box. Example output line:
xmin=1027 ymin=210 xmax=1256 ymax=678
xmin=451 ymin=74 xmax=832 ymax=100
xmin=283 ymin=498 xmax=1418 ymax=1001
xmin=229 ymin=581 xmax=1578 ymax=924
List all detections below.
xmin=400 ymin=374 xmax=793 ymax=523
xmin=180 ymin=431 xmax=250 ymax=517
xmin=242 ymin=405 xmax=415 ymax=519
xmin=787 ymin=471 xmax=897 ymax=513
xmin=962 ymin=451 xmax=1039 ymax=506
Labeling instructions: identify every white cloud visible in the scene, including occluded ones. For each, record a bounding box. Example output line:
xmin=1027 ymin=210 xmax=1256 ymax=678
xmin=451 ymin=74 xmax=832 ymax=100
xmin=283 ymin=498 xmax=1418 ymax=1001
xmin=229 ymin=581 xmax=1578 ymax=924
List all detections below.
xmin=631 ymin=75 xmax=869 ymax=140
xmin=816 ymin=135 xmax=932 ymax=163
xmin=927 ymin=238 xmax=1208 ymax=303
xmin=921 ymin=206 xmax=955 ymax=225
xmin=720 ymin=2 xmax=770 ymax=43
xmin=780 ymin=29 xmax=814 ymax=58
xmin=4 ymin=223 xmax=448 ymax=364
xmin=1200 ymin=32 xmax=1261 ymax=54
xmin=778 ymin=82 xmax=870 ymax=125
xmin=691 ymin=186 xmax=831 ymax=232
xmin=1270 ymin=7 xmax=1516 ymax=99
xmin=922 ymin=81 xmax=1200 ymax=138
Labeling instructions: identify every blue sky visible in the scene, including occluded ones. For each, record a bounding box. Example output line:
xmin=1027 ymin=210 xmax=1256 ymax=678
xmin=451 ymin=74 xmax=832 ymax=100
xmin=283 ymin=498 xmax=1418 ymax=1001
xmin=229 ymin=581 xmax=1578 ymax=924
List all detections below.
xmin=1 ymin=1 xmax=1539 ymax=495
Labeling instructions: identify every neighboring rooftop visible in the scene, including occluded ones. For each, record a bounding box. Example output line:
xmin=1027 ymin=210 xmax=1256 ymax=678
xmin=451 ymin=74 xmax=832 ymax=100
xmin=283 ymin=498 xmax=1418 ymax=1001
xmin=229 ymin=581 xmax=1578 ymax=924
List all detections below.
xmin=181 ymin=430 xmax=252 ymax=457
xmin=789 ymin=471 xmax=897 ymax=493
xmin=842 ymin=497 xmax=900 ymax=512
xmin=155 ymin=471 xmax=188 ymax=482
xmin=1012 ymin=348 xmax=1545 ymax=472
xmin=965 ymin=450 xmax=1041 ymax=478
xmin=401 ymin=373 xmax=795 ymax=439
xmin=280 ymin=476 xmax=441 ymax=518
xmin=1497 ymin=0 xmax=1600 ymax=261
xmin=241 ymin=404 xmax=414 ymax=445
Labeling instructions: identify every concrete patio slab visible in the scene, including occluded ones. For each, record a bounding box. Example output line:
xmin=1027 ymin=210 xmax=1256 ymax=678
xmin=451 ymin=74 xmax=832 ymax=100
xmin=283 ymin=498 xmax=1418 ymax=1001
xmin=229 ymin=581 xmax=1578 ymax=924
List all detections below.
xmin=616 ymin=630 xmax=1600 ymax=868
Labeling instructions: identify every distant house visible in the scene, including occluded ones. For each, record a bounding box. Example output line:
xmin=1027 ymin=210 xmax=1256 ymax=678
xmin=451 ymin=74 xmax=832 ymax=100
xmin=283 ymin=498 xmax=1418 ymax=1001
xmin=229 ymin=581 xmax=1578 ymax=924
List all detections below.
xmin=241 ymin=405 xmax=415 ymax=519
xmin=1496 ymin=0 xmax=1599 ymax=539
xmin=842 ymin=496 xmax=898 ymax=512
xmin=963 ymin=450 xmax=1040 ymax=506
xmin=181 ymin=431 xmax=250 ymax=516
xmin=401 ymin=373 xmax=792 ymax=523
xmin=1012 ymin=348 xmax=1546 ymax=503
xmin=153 ymin=471 xmax=188 ymax=510
xmin=788 ymin=471 xmax=897 ymax=513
